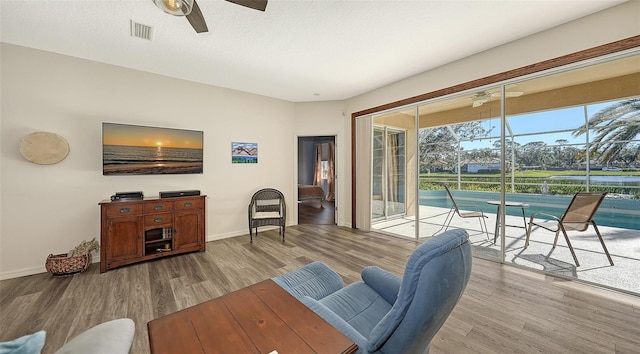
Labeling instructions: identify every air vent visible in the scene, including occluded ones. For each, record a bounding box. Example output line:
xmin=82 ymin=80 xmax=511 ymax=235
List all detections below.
xmin=130 ymin=20 xmax=153 ymax=41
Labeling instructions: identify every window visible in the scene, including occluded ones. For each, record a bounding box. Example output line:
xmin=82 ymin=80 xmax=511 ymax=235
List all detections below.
xmin=321 ymin=160 xmax=329 ymax=180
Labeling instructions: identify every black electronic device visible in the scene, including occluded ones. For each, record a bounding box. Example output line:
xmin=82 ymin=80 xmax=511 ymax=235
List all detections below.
xmin=159 ymin=190 xmax=201 ymax=199
xmin=110 ymin=191 xmax=144 ymax=201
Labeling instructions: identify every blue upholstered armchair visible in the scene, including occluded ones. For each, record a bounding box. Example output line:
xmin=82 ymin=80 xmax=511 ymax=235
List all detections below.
xmin=273 ymin=228 xmax=472 ymax=354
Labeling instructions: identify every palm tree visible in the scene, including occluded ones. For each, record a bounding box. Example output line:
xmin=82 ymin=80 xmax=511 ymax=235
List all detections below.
xmin=573 ymin=99 xmax=640 ymax=165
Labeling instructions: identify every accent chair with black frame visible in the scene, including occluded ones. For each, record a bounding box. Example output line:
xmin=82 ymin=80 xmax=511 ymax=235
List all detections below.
xmin=248 ymin=188 xmax=286 ymax=243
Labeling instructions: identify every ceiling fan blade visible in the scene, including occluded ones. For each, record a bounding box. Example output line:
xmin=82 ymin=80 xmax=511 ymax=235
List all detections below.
xmin=226 ymin=0 xmax=268 ymax=11
xmin=490 ymin=91 xmax=524 ymax=98
xmin=439 ymin=96 xmax=468 ymax=106
xmin=505 ymin=91 xmax=524 ymax=97
xmin=471 ymin=92 xmax=491 ymax=107
xmin=186 ymin=0 xmax=208 ymax=33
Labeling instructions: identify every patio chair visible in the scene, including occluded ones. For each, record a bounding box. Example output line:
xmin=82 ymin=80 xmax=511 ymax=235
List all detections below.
xmin=525 ymin=192 xmax=614 ymax=267
xmin=248 ymin=188 xmax=286 ymax=243
xmin=434 ymin=184 xmax=489 ymax=240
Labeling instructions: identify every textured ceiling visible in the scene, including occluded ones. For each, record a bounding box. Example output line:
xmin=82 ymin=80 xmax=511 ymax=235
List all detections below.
xmin=0 ymin=0 xmax=625 ymax=102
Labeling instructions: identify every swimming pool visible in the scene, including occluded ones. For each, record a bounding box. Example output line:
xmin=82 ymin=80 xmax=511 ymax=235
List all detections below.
xmin=420 ymin=189 xmax=640 ymax=230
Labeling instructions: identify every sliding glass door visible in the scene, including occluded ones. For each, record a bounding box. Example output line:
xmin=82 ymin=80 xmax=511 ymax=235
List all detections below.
xmin=370 ymin=109 xmax=418 ymax=237
xmin=415 ymin=95 xmax=505 ymax=261
xmin=372 ymin=126 xmax=407 ymax=220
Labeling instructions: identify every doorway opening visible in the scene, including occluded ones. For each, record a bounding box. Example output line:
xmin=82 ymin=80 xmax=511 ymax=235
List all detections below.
xmin=297 ymin=136 xmax=336 ymax=225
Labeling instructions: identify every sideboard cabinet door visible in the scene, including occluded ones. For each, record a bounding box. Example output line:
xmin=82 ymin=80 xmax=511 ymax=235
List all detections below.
xmin=106 ymin=216 xmax=143 ymax=263
xmin=174 ymin=209 xmax=203 ymax=251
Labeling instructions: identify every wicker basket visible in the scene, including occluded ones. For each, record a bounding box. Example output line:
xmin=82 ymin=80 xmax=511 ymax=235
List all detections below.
xmin=45 ymin=253 xmax=91 ymax=277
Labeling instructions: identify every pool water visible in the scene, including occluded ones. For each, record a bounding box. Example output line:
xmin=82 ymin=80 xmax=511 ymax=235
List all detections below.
xmin=420 ymin=190 xmax=640 ymax=231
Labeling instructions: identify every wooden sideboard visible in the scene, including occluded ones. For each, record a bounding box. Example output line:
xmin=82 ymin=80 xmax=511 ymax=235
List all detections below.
xmin=99 ymin=196 xmax=206 ymax=272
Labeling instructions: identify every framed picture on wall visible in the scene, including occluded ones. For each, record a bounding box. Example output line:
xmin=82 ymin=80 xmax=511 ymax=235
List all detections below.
xmin=231 ymin=142 xmax=258 ymax=164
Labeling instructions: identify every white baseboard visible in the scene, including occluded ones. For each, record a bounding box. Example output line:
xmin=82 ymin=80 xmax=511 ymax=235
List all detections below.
xmin=206 ymin=230 xmax=245 ymax=242
xmin=0 ymin=252 xmax=101 ymax=280
xmin=0 ymin=265 xmax=46 ymax=281
xmin=206 ymin=226 xmax=282 ymax=242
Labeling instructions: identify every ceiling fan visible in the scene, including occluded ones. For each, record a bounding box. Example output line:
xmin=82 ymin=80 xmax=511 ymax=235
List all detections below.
xmin=471 ymin=89 xmax=523 ymax=108
xmin=153 ymin=0 xmax=268 ymax=33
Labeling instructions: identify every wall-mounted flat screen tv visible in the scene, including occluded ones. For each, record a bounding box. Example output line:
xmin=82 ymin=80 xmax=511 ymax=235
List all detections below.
xmin=103 ymin=122 xmax=203 ymax=175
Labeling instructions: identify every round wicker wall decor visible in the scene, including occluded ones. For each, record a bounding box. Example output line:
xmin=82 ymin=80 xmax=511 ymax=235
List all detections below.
xmin=19 ymin=132 xmax=70 ymax=165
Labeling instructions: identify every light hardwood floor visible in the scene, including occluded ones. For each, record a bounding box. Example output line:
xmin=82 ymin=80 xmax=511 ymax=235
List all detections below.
xmin=298 ymin=200 xmax=335 ymax=225
xmin=1 ymin=225 xmax=639 ymax=354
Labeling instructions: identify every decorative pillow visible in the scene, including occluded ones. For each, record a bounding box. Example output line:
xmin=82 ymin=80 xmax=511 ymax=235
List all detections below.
xmin=0 ymin=331 xmax=46 ymax=354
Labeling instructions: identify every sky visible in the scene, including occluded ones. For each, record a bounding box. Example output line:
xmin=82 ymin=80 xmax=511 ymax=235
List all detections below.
xmin=103 ymin=123 xmax=203 ymax=149
xmin=459 ymin=101 xmax=618 ymax=151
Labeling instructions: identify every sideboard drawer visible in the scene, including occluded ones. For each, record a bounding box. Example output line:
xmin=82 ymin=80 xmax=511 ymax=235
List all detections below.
xmin=175 ymin=198 xmax=204 ymax=210
xmin=145 ymin=201 xmax=174 ymax=214
xmin=106 ymin=203 xmax=143 ymax=218
xmin=145 ymin=213 xmax=173 ymax=227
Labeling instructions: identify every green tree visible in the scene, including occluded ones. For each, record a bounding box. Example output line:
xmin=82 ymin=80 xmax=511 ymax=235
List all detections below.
xmin=418 ymin=122 xmax=493 ymax=173
xmin=573 ymin=99 xmax=640 ymax=165
xmin=553 ymin=139 xmax=568 ymax=168
xmin=519 ymin=141 xmax=553 ymax=169
xmin=491 ymin=139 xmax=521 ymax=171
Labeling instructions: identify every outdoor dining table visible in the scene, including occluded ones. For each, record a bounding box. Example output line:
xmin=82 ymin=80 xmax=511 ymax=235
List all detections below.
xmin=486 ymin=200 xmax=531 ymax=243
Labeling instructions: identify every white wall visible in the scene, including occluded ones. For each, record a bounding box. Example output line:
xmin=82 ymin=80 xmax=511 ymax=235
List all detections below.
xmin=0 ymin=43 xmax=295 ymax=279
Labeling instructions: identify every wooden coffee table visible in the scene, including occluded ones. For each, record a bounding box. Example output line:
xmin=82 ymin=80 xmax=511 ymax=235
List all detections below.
xmin=148 ymin=279 xmax=358 ymax=354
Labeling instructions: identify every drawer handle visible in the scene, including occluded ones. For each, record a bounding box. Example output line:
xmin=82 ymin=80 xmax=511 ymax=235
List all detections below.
xmin=120 ymin=208 xmax=131 ymax=213
xmin=154 ymin=217 xmax=164 ymax=223
xmin=184 ymin=202 xmax=193 ymax=207
xmin=154 ymin=205 xmax=164 ymax=210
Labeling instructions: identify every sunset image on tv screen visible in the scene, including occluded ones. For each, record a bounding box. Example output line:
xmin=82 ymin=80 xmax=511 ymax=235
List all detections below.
xmin=103 ymin=123 xmax=203 ymax=175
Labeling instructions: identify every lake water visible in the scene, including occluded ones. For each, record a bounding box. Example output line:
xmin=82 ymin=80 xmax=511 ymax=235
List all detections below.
xmin=549 ymin=175 xmax=640 ymax=184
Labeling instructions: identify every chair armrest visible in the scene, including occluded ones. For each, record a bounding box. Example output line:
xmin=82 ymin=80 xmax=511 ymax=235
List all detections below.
xmin=458 ymin=204 xmax=486 ymax=215
xmin=299 ymin=296 xmax=368 ymax=349
xmin=529 ymin=212 xmax=560 ymax=223
xmin=361 ymin=266 xmax=401 ymax=305
xmin=528 ymin=212 xmax=561 ymax=233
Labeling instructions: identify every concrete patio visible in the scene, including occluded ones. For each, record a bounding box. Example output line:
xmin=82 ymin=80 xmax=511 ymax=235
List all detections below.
xmin=373 ymin=205 xmax=640 ymax=295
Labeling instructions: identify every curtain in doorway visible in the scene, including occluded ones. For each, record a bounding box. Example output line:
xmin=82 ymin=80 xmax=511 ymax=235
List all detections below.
xmin=313 ymin=144 xmax=322 ymax=186
xmin=356 ymin=117 xmax=372 ymax=231
xmin=326 ymin=141 xmax=335 ymax=201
